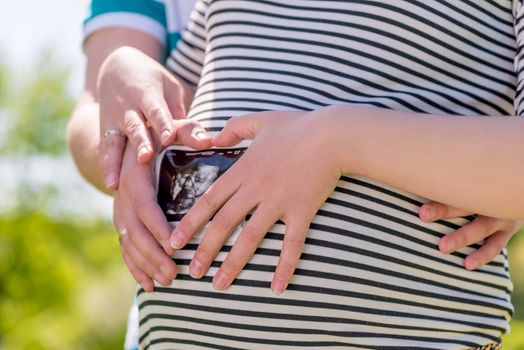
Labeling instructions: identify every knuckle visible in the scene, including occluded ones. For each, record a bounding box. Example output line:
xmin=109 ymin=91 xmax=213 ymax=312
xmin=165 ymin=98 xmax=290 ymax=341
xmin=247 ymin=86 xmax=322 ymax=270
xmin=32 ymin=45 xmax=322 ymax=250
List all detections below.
xmin=434 ymin=203 xmax=446 ymax=218
xmin=135 ymin=200 xmax=152 ymax=217
xmin=241 ymin=224 xmax=262 ymax=243
xmin=220 ymin=259 xmax=242 ymax=277
xmin=284 ymin=233 xmax=305 ymax=251
xmin=200 ymin=191 xmax=220 ymax=212
xmin=178 ymin=217 xmax=195 ymax=236
xmin=146 ymin=104 xmax=165 ymax=120
xmin=278 ymin=260 xmax=296 ymax=278
xmin=195 ymin=246 xmax=214 ymax=264
xmin=212 ymin=209 xmax=233 ymax=231
xmin=478 ymin=216 xmax=497 ymax=232
xmin=125 ymin=120 xmax=143 ymax=136
xmin=459 ymin=228 xmax=478 ymax=246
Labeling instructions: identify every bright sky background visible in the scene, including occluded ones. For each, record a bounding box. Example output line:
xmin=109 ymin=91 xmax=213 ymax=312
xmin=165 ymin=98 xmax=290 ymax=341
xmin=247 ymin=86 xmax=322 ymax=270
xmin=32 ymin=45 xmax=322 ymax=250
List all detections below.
xmin=0 ymin=0 xmax=112 ymax=217
xmin=0 ymin=0 xmax=87 ymax=92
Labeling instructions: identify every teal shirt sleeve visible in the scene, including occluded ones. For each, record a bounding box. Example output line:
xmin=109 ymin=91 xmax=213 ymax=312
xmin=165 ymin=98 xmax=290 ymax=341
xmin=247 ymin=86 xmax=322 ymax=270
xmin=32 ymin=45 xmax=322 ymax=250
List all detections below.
xmin=83 ymin=0 xmax=168 ymax=47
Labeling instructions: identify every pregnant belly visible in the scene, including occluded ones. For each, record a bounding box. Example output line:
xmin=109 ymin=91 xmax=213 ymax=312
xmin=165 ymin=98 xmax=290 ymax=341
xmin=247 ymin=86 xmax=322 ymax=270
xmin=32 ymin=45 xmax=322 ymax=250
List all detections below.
xmin=138 ymin=175 xmax=512 ymax=350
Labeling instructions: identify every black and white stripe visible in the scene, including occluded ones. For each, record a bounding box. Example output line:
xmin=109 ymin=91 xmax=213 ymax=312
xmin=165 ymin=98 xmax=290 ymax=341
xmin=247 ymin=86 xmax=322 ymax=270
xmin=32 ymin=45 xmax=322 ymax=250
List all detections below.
xmin=141 ymin=1 xmax=519 ymax=348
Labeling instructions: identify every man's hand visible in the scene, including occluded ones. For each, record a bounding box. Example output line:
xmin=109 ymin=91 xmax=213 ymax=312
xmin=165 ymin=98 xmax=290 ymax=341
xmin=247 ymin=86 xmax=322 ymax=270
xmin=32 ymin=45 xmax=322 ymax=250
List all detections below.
xmin=97 ymin=46 xmax=210 ymax=190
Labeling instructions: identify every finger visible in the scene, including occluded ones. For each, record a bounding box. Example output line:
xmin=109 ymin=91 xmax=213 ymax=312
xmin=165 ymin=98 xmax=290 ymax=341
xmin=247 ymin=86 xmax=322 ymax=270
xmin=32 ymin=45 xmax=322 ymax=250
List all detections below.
xmin=98 ymin=129 xmax=126 ymax=190
xmin=121 ymin=247 xmax=155 ymax=293
xmin=419 ymin=201 xmax=472 ymax=222
xmin=122 ymin=231 xmax=171 ymax=286
xmin=464 ymin=230 xmax=512 ymax=270
xmin=129 ymin=173 xmax=173 ymax=254
xmin=163 ymin=74 xmax=187 ymax=120
xmin=174 ymin=119 xmax=212 ymax=150
xmin=170 ymin=169 xmax=241 ymax=250
xmin=121 ymin=198 xmax=177 ymax=283
xmin=114 ymin=202 xmax=157 ymax=291
xmin=212 ymin=113 xmax=264 ymax=147
xmin=438 ymin=216 xmax=499 ymax=254
xmin=213 ymin=204 xmax=278 ymax=290
xmin=272 ymin=218 xmax=310 ymax=295
xmin=188 ymin=191 xmax=256 ymax=279
xmin=139 ymin=91 xmax=176 ymax=147
xmin=123 ymin=108 xmax=154 ymax=163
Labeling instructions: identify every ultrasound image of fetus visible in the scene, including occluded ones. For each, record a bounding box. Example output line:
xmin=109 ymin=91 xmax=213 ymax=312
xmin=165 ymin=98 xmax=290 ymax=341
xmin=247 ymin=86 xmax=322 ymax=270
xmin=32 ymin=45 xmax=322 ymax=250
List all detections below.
xmin=157 ymin=147 xmax=247 ymax=222
xmin=166 ymin=163 xmax=219 ymax=216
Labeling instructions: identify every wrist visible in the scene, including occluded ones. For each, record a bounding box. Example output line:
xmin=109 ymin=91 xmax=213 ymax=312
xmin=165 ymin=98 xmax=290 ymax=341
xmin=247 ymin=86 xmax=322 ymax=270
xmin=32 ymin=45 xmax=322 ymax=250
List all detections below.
xmin=314 ymin=104 xmax=369 ymax=176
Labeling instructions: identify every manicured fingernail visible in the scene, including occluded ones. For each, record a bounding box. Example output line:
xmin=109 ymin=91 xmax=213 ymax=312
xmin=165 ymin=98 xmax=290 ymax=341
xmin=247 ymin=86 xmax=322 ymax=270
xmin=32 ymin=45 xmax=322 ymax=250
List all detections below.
xmin=137 ymin=146 xmax=150 ymax=160
xmin=441 ymin=239 xmax=455 ymax=254
xmin=105 ymin=172 xmax=117 ymax=189
xmin=170 ymin=230 xmax=185 ymax=249
xmin=213 ymin=271 xmax=229 ymax=290
xmin=195 ymin=129 xmax=208 ymax=139
xmin=189 ymin=259 xmax=204 ymax=279
xmin=422 ymin=206 xmax=436 ymax=221
xmin=161 ymin=130 xmax=172 ymax=144
xmin=271 ymin=277 xmax=287 ymax=295
xmin=466 ymin=258 xmax=478 ymax=270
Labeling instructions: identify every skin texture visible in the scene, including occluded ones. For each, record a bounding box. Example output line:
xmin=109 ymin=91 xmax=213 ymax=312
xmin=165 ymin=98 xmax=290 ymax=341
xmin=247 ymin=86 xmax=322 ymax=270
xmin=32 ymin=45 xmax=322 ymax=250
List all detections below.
xmin=67 ymin=29 xmax=522 ymax=293
xmin=168 ymin=107 xmax=524 ymax=294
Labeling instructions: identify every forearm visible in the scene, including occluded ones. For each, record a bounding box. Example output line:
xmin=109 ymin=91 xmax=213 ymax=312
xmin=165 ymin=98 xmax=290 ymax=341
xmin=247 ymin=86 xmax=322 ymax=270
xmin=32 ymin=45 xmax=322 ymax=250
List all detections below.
xmin=327 ymin=106 xmax=524 ymax=219
xmin=67 ymin=93 xmax=108 ymax=194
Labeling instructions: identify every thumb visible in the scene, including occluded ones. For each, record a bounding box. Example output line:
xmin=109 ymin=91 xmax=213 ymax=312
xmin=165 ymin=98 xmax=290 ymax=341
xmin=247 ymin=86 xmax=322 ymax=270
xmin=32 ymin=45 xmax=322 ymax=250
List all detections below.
xmin=419 ymin=201 xmax=473 ymax=222
xmin=213 ymin=113 xmax=263 ymax=147
xmin=174 ymin=119 xmax=212 ymax=150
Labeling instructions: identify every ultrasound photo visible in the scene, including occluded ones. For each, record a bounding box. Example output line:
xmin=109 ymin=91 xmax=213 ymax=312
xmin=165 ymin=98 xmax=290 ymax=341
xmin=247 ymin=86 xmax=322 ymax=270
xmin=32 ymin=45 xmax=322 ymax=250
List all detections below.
xmin=156 ymin=147 xmax=247 ymax=222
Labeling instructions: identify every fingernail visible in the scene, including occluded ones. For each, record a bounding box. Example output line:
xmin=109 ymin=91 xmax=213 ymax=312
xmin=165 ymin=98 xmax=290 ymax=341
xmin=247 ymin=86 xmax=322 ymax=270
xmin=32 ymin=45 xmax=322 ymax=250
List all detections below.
xmin=137 ymin=146 xmax=150 ymax=160
xmin=422 ymin=206 xmax=436 ymax=221
xmin=441 ymin=238 xmax=455 ymax=254
xmin=161 ymin=130 xmax=172 ymax=144
xmin=105 ymin=173 xmax=117 ymax=189
xmin=466 ymin=258 xmax=478 ymax=270
xmin=159 ymin=265 xmax=173 ymax=279
xmin=213 ymin=271 xmax=229 ymax=290
xmin=170 ymin=230 xmax=185 ymax=249
xmin=195 ymin=129 xmax=208 ymax=139
xmin=189 ymin=259 xmax=204 ymax=279
xmin=153 ymin=273 xmax=164 ymax=284
xmin=271 ymin=277 xmax=287 ymax=295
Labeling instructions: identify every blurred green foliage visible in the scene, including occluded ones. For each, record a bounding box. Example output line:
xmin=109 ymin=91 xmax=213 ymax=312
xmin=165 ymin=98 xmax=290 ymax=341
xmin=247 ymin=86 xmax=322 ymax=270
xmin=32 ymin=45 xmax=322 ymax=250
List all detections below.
xmin=0 ymin=54 xmax=131 ymax=350
xmin=0 ymin=50 xmax=74 ymax=156
xmin=0 ymin=211 xmax=130 ymax=350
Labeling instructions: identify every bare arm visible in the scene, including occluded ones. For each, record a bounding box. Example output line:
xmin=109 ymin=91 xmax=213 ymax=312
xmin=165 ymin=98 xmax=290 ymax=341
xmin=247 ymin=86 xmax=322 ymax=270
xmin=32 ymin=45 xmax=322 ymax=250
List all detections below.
xmin=328 ymin=106 xmax=524 ymax=220
xmin=66 ymin=28 xmax=165 ymax=193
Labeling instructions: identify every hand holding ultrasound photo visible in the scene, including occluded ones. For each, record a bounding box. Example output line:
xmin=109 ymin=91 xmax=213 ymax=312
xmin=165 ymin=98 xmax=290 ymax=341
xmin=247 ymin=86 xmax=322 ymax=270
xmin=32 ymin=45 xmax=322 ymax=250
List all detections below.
xmin=155 ymin=145 xmax=248 ymax=223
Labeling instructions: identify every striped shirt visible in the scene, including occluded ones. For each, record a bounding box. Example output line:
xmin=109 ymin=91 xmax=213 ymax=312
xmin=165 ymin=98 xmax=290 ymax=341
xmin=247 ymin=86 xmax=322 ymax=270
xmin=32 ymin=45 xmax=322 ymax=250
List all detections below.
xmin=138 ymin=0 xmax=522 ymax=349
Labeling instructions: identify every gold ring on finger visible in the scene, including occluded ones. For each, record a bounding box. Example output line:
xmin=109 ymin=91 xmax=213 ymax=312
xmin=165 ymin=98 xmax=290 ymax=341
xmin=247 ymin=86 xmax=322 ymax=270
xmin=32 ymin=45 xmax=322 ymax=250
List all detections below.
xmin=103 ymin=129 xmax=125 ymax=140
xmin=118 ymin=227 xmax=128 ymax=243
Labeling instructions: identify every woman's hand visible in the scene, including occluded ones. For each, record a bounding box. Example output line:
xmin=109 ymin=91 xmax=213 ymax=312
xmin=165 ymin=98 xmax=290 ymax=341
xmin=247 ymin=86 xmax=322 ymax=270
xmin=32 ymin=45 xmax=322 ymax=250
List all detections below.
xmin=169 ymin=109 xmax=343 ymax=295
xmin=419 ymin=201 xmax=523 ymax=270
xmin=97 ymin=46 xmax=210 ymax=190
